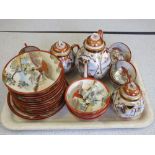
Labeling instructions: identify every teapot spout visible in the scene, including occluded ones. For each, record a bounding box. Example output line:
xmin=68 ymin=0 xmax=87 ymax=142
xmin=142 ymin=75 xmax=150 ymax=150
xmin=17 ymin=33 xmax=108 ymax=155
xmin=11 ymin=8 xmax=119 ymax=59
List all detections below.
xmin=83 ymin=59 xmax=88 ymax=78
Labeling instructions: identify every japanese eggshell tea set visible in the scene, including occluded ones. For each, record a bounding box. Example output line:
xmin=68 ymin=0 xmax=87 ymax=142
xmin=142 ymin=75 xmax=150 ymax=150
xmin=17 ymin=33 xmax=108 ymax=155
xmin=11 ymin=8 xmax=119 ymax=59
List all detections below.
xmin=2 ymin=30 xmax=145 ymax=120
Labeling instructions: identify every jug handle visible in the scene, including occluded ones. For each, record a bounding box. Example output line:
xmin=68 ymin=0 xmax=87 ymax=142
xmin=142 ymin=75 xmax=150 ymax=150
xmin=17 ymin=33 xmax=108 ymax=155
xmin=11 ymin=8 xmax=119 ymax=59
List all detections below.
xmin=71 ymin=44 xmax=80 ymax=57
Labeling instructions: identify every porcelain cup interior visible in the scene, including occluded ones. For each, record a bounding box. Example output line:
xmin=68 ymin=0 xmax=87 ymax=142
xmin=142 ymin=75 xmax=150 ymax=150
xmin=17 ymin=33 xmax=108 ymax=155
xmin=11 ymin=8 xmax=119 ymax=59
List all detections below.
xmin=110 ymin=60 xmax=137 ymax=85
xmin=109 ymin=42 xmax=132 ymax=63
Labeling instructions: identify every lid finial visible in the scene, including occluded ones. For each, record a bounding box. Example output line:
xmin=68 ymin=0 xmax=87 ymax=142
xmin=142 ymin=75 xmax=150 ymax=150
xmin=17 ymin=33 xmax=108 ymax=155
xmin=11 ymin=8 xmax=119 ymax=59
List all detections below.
xmin=56 ymin=40 xmax=66 ymax=49
xmin=91 ymin=33 xmax=100 ymax=41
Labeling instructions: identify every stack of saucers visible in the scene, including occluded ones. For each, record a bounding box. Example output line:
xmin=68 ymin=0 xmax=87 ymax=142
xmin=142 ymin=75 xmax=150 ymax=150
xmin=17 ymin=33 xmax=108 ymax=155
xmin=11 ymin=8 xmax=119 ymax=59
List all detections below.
xmin=2 ymin=50 xmax=67 ymax=120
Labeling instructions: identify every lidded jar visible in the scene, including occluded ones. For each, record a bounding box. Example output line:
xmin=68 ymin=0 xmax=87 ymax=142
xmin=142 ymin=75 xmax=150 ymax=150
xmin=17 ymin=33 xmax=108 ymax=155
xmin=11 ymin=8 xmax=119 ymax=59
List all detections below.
xmin=75 ymin=30 xmax=111 ymax=79
xmin=50 ymin=41 xmax=79 ymax=73
xmin=112 ymin=80 xmax=144 ymax=119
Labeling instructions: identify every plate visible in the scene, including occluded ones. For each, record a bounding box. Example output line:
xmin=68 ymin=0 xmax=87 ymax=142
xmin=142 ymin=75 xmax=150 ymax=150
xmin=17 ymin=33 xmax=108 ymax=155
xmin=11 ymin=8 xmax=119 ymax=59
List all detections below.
xmin=2 ymin=51 xmax=62 ymax=93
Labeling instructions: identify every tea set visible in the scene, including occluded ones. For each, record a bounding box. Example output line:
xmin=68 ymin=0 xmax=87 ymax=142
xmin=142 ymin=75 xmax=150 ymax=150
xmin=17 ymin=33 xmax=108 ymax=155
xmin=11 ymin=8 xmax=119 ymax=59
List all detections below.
xmin=2 ymin=29 xmax=145 ymax=120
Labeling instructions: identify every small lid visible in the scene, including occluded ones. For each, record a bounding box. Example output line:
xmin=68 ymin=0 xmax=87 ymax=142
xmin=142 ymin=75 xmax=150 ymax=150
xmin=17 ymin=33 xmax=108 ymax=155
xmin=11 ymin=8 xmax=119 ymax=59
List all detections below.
xmin=120 ymin=81 xmax=142 ymax=101
xmin=84 ymin=30 xmax=105 ymax=52
xmin=50 ymin=41 xmax=71 ymax=57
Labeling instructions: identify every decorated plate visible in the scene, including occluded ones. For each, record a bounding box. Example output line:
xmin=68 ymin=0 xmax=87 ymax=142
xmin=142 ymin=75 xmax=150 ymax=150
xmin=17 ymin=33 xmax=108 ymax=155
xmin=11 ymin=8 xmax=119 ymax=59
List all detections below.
xmin=2 ymin=51 xmax=62 ymax=93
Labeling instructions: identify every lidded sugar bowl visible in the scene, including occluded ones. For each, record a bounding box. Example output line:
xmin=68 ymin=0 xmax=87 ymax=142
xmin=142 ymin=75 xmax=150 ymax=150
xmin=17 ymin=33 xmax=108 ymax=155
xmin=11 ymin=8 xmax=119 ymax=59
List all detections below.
xmin=112 ymin=79 xmax=144 ymax=119
xmin=74 ymin=30 xmax=111 ymax=79
xmin=50 ymin=41 xmax=79 ymax=73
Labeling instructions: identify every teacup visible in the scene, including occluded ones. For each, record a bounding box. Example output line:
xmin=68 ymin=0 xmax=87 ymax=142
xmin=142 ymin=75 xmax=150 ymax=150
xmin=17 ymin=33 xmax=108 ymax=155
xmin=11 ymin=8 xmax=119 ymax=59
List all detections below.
xmin=109 ymin=42 xmax=132 ymax=64
xmin=110 ymin=60 xmax=137 ymax=85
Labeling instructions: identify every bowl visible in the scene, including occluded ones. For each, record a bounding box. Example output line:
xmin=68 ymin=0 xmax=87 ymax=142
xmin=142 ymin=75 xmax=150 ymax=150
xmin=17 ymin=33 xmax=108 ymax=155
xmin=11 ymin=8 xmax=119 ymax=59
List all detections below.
xmin=65 ymin=78 xmax=110 ymax=119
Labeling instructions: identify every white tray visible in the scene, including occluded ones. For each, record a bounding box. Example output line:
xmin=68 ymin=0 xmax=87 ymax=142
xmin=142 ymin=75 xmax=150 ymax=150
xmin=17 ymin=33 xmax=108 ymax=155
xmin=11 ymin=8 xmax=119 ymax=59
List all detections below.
xmin=0 ymin=63 xmax=154 ymax=130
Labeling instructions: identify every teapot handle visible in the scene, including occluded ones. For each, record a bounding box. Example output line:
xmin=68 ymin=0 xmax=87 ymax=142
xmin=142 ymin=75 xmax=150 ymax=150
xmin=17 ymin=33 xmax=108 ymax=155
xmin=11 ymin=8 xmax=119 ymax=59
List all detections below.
xmin=71 ymin=44 xmax=80 ymax=57
xmin=97 ymin=29 xmax=104 ymax=39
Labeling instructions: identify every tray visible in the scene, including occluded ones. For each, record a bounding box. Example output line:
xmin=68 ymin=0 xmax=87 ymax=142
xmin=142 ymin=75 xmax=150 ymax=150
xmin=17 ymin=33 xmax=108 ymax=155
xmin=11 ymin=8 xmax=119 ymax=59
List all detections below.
xmin=0 ymin=63 xmax=154 ymax=130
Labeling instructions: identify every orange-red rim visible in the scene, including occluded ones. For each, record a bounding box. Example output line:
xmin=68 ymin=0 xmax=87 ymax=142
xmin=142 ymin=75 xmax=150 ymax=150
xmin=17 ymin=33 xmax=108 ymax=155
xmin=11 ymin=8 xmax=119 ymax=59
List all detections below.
xmin=2 ymin=50 xmax=64 ymax=95
xmin=7 ymin=93 xmax=65 ymax=120
xmin=65 ymin=78 xmax=111 ymax=116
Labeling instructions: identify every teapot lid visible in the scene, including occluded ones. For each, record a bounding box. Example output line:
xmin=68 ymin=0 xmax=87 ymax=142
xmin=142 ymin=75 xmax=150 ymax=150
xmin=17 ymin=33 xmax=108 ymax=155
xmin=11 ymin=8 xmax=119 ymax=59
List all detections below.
xmin=120 ymin=81 xmax=142 ymax=101
xmin=50 ymin=41 xmax=71 ymax=57
xmin=84 ymin=30 xmax=105 ymax=52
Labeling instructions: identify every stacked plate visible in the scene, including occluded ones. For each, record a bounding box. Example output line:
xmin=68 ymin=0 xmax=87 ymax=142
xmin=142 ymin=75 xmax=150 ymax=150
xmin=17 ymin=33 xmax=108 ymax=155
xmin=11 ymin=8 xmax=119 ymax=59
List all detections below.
xmin=2 ymin=50 xmax=67 ymax=120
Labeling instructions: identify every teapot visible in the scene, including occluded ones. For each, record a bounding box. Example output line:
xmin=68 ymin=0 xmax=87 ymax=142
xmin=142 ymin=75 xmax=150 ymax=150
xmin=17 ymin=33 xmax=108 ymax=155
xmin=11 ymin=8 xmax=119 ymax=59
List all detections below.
xmin=74 ymin=30 xmax=111 ymax=79
xmin=50 ymin=41 xmax=79 ymax=73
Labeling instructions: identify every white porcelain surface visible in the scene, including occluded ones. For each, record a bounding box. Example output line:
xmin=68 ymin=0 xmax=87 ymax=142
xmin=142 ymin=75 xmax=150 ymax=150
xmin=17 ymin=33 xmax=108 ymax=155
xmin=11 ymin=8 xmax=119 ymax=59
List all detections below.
xmin=112 ymin=89 xmax=144 ymax=119
xmin=76 ymin=47 xmax=111 ymax=79
xmin=59 ymin=51 xmax=74 ymax=73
